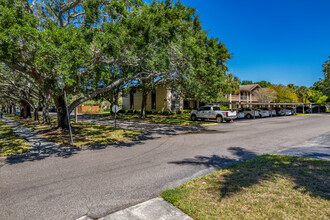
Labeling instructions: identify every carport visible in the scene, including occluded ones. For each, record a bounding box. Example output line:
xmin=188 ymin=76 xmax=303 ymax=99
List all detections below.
xmin=212 ymin=102 xmax=328 ymax=119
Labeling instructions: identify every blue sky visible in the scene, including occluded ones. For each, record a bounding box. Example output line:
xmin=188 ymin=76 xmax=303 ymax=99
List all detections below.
xmin=181 ymin=0 xmax=330 ymax=87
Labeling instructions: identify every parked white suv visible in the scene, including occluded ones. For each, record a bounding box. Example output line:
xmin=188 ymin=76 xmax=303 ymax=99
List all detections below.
xmin=191 ymin=105 xmax=237 ymax=123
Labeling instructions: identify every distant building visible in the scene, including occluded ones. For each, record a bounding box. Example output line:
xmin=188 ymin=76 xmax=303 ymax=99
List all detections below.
xmin=227 ymin=84 xmax=261 ymax=108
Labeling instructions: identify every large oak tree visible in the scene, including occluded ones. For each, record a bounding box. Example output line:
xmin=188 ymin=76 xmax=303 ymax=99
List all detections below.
xmin=0 ymin=0 xmax=231 ymax=128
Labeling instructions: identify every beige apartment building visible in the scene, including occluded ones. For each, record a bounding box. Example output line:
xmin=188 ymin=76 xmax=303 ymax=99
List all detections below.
xmin=122 ymin=86 xmax=184 ymax=111
xmin=122 ymin=84 xmax=261 ymax=111
xmin=227 ymin=84 xmax=261 ymax=108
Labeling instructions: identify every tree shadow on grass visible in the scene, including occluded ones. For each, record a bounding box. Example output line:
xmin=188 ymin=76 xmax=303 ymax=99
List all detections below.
xmin=169 ymin=149 xmax=330 ymax=201
xmin=216 ymin=155 xmax=330 ymax=200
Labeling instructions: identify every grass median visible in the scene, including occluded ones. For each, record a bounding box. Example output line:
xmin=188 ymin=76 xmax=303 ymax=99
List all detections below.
xmin=162 ymin=155 xmax=330 ymax=220
xmin=108 ymin=113 xmax=217 ymax=126
xmin=5 ymin=114 xmax=140 ymax=147
xmin=0 ymin=119 xmax=30 ymax=156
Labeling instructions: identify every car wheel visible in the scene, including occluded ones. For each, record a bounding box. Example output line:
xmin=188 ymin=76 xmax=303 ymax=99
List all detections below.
xmin=216 ymin=116 xmax=223 ymax=123
xmin=191 ymin=114 xmax=197 ymax=121
xmin=246 ymin=114 xmax=251 ymax=119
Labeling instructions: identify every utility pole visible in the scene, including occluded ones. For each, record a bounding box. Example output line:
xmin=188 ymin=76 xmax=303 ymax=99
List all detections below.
xmin=64 ymin=91 xmax=74 ymax=146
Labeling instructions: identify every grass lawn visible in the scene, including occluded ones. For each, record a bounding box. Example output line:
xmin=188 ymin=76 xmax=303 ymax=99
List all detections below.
xmin=295 ymin=113 xmax=308 ymax=115
xmin=109 ymin=113 xmax=217 ymax=126
xmin=5 ymin=114 xmax=140 ymax=147
xmin=162 ymin=155 xmax=330 ymax=220
xmin=0 ymin=119 xmax=30 ymax=156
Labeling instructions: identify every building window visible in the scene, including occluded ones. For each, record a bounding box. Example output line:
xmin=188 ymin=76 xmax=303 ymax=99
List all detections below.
xmin=151 ymin=91 xmax=156 ymax=109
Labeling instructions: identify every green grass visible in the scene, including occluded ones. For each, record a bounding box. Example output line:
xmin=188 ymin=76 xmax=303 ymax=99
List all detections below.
xmin=5 ymin=114 xmax=140 ymax=147
xmin=295 ymin=113 xmax=308 ymax=115
xmin=0 ymin=119 xmax=30 ymax=156
xmin=110 ymin=113 xmax=216 ymax=126
xmin=162 ymin=155 xmax=330 ymax=220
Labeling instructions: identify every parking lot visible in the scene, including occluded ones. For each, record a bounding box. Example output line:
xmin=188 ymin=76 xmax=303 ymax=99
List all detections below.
xmin=1 ymin=113 xmax=329 ymax=220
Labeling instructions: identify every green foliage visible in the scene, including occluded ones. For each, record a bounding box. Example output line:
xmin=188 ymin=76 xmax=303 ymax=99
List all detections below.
xmin=270 ymin=85 xmax=298 ymax=103
xmin=316 ymin=95 xmax=328 ymax=103
xmin=256 ymin=80 xmax=272 ymax=88
xmin=241 ymin=80 xmax=272 ymax=88
xmin=321 ymin=57 xmax=330 ymax=100
xmin=295 ymin=86 xmax=312 ymax=103
xmin=309 ymin=89 xmax=323 ymax=103
xmin=241 ymin=80 xmax=253 ymax=85
xmin=0 ymin=0 xmax=232 ymax=124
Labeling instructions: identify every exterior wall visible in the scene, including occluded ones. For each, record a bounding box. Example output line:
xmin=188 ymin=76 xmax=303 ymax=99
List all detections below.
xmin=122 ymin=86 xmax=169 ymax=111
xmin=122 ymin=96 xmax=130 ymax=110
xmin=131 ymin=92 xmax=142 ymax=110
xmin=155 ymin=87 xmax=168 ymax=111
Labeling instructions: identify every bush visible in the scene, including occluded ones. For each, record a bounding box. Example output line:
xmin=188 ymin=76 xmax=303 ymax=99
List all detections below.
xmin=182 ymin=110 xmax=191 ymax=114
xmin=220 ymin=105 xmax=230 ymax=111
xmin=160 ymin=111 xmax=173 ymax=115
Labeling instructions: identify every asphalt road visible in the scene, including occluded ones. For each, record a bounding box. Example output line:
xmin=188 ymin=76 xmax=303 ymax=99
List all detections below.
xmin=1 ymin=114 xmax=329 ymax=220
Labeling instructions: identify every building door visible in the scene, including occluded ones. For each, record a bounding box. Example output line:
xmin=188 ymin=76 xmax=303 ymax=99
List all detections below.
xmin=130 ymin=91 xmax=134 ymax=109
xmin=151 ymin=91 xmax=156 ymax=110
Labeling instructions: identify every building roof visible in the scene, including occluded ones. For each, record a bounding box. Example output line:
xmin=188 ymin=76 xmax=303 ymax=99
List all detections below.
xmin=239 ymin=84 xmax=261 ymax=91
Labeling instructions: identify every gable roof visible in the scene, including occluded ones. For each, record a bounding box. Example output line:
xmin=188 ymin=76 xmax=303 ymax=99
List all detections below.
xmin=239 ymin=84 xmax=261 ymax=92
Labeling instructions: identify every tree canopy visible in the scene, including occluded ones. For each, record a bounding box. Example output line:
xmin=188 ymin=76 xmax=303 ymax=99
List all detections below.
xmin=0 ymin=0 xmax=231 ymax=127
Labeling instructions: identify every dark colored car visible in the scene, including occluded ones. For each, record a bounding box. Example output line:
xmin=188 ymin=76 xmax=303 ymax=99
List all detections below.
xmin=312 ymin=106 xmax=326 ymax=113
xmin=296 ymin=106 xmax=312 ymax=113
xmin=49 ymin=108 xmax=57 ymax=112
xmin=274 ymin=107 xmax=284 ymax=116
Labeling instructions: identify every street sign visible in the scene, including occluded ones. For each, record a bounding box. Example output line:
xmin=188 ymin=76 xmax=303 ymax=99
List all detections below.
xmin=112 ymin=105 xmax=120 ymax=113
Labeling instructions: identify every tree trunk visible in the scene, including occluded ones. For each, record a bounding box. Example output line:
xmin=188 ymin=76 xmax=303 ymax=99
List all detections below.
xmin=9 ymin=106 xmax=12 ymax=114
xmin=54 ymin=96 xmax=69 ymax=129
xmin=34 ymin=107 xmax=39 ymax=121
xmin=42 ymin=93 xmax=50 ymax=124
xmin=20 ymin=107 xmax=24 ymax=117
xmin=107 ymin=91 xmax=115 ymax=115
xmin=140 ymin=91 xmax=148 ymax=119
xmin=26 ymin=105 xmax=32 ymax=118
xmin=21 ymin=101 xmax=32 ymax=118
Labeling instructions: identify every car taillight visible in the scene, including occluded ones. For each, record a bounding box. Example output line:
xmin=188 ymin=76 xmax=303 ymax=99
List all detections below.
xmin=226 ymin=112 xmax=228 ymax=117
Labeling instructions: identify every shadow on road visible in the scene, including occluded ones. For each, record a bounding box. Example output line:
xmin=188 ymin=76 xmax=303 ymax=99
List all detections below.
xmin=169 ymin=147 xmax=258 ymax=170
xmin=5 ymin=141 xmax=80 ymax=165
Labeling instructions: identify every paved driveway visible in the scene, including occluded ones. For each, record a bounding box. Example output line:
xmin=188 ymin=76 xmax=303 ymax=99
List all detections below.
xmin=1 ymin=114 xmax=329 ymax=220
xmin=278 ymin=133 xmax=330 ymax=160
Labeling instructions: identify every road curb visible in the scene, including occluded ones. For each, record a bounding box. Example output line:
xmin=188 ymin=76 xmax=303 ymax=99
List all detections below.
xmin=77 ymin=198 xmax=192 ymax=220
